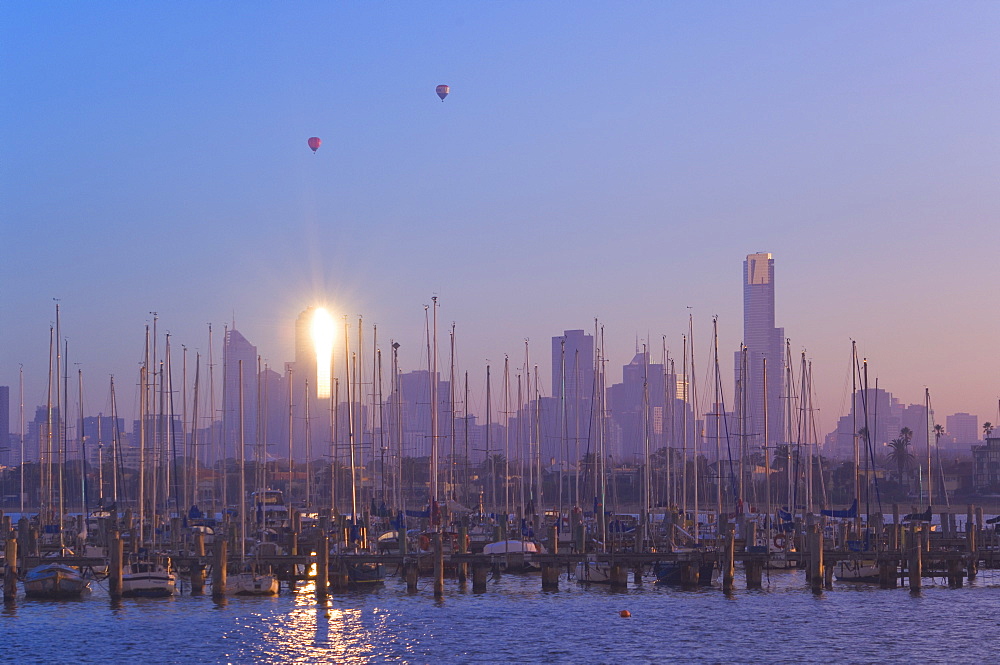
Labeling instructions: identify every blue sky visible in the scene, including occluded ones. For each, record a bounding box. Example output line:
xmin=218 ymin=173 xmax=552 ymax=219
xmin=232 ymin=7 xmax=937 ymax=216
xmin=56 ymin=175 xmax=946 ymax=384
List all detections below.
xmin=3 ymin=2 xmax=999 ymax=435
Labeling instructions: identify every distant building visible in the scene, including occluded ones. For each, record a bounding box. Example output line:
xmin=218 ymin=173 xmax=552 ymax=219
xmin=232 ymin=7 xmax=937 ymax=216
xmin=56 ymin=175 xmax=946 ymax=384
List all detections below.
xmin=0 ymin=386 xmax=8 ymax=465
xmin=223 ymin=327 xmax=258 ymax=456
xmin=550 ymin=330 xmax=595 ymax=464
xmin=972 ymin=436 xmax=1000 ymax=493
xmin=947 ymin=413 xmax=979 ymax=444
xmin=739 ymin=253 xmax=784 ymax=448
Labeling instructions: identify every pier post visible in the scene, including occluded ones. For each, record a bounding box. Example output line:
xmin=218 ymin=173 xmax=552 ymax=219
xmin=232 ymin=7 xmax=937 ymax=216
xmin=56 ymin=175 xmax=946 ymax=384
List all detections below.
xmin=433 ymin=532 xmax=444 ymax=598
xmin=743 ymin=519 xmax=762 ymax=589
xmin=609 ymin=563 xmax=628 ymax=589
xmin=4 ymin=536 xmax=17 ymax=603
xmin=947 ymin=557 xmax=963 ymax=588
xmin=723 ymin=525 xmax=735 ymax=592
xmin=824 ymin=558 xmax=834 ymax=590
xmin=966 ymin=513 xmax=978 ymax=581
xmin=404 ymin=560 xmax=419 ymax=591
xmin=17 ymin=517 xmax=29 ymax=556
xmin=109 ymin=532 xmax=123 ymax=600
xmin=456 ymin=525 xmax=468 ymax=584
xmin=170 ymin=516 xmax=182 ymax=552
xmin=680 ymin=560 xmax=700 ymax=589
xmin=908 ymin=526 xmax=923 ymax=591
xmin=541 ymin=564 xmax=560 ymax=590
xmin=809 ymin=525 xmax=823 ymax=594
xmin=471 ymin=561 xmax=488 ymax=592
xmin=212 ymin=539 xmax=227 ymax=599
xmin=574 ymin=521 xmax=585 ymax=554
xmin=315 ymin=535 xmax=329 ymax=599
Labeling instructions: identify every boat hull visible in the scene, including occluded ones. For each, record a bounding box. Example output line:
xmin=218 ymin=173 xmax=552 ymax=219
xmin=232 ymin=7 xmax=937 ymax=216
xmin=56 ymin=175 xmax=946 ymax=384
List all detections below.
xmin=122 ymin=571 xmax=177 ymax=597
xmin=228 ymin=572 xmax=279 ymax=596
xmin=23 ymin=564 xmax=88 ymax=599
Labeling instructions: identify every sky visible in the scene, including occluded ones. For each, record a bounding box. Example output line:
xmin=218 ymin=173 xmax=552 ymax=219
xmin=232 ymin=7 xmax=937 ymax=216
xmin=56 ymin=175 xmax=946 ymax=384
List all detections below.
xmin=2 ymin=2 xmax=999 ymax=440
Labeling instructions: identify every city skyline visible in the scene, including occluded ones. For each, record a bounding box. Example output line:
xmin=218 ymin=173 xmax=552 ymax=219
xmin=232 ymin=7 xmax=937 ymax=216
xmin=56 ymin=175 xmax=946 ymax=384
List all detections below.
xmin=3 ymin=4 xmax=1000 ymax=440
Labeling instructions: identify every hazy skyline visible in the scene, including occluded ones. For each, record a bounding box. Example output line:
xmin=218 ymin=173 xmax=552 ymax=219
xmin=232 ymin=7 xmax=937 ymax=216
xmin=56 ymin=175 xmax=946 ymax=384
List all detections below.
xmin=3 ymin=3 xmax=999 ymax=438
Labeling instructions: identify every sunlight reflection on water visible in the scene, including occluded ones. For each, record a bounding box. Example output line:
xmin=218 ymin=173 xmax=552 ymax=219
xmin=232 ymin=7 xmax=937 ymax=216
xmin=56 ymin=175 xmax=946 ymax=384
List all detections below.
xmin=6 ymin=569 xmax=1000 ymax=663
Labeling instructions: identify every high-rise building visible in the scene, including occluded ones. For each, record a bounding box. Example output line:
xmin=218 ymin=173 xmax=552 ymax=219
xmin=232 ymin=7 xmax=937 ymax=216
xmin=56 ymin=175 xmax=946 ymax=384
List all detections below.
xmin=287 ymin=307 xmax=333 ymax=463
xmin=947 ymin=413 xmax=979 ymax=444
xmin=223 ymin=327 xmax=259 ymax=456
xmin=0 ymin=386 xmax=8 ymax=465
xmin=741 ymin=253 xmax=784 ymax=446
xmin=546 ymin=330 xmax=595 ymax=463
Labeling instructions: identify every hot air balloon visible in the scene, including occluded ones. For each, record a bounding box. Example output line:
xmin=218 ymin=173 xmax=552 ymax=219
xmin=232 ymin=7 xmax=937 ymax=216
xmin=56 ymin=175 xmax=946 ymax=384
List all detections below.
xmin=435 ymin=84 xmax=449 ymax=102
xmin=307 ymin=137 xmax=322 ymax=153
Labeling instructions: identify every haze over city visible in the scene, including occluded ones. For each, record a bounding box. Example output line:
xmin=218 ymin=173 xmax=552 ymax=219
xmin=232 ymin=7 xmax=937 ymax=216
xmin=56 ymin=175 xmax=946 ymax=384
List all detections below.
xmin=3 ymin=2 xmax=999 ymax=439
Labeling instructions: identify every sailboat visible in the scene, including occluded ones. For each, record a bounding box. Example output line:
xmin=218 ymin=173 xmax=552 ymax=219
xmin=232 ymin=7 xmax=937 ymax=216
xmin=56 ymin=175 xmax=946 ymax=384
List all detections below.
xmin=576 ymin=322 xmax=614 ymax=584
xmin=226 ymin=358 xmax=278 ymax=596
xmin=24 ymin=560 xmax=89 ymax=599
xmin=122 ymin=555 xmax=177 ymax=597
xmin=24 ymin=309 xmax=89 ymax=599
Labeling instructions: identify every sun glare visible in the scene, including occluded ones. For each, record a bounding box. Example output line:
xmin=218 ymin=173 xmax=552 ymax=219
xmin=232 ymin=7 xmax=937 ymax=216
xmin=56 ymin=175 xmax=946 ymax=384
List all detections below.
xmin=311 ymin=307 xmax=335 ymax=399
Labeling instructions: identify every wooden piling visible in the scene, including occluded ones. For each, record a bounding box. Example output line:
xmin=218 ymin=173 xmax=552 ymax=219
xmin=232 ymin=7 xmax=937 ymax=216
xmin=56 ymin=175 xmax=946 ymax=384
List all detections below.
xmin=967 ymin=515 xmax=978 ymax=581
xmin=456 ymin=525 xmax=468 ymax=584
xmin=212 ymin=539 xmax=228 ymax=599
xmin=4 ymin=536 xmax=17 ymax=603
xmin=109 ymin=533 xmax=123 ymax=600
xmin=541 ymin=563 xmax=560 ymax=590
xmin=908 ymin=526 xmax=922 ymax=591
xmin=723 ymin=526 xmax=735 ymax=592
xmin=809 ymin=526 xmax=824 ymax=594
xmin=315 ymin=535 xmax=329 ymax=599
xmin=471 ymin=562 xmax=488 ymax=592
xmin=406 ymin=560 xmax=420 ymax=591
xmin=609 ymin=563 xmax=628 ymax=589
xmin=433 ymin=532 xmax=444 ymax=597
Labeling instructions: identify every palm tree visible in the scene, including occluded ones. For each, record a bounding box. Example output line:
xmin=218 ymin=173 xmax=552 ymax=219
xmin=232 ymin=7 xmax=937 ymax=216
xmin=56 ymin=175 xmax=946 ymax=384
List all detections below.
xmin=886 ymin=435 xmax=914 ymax=487
xmin=984 ymin=422 xmax=994 ymax=439
xmin=933 ymin=423 xmax=945 ymax=444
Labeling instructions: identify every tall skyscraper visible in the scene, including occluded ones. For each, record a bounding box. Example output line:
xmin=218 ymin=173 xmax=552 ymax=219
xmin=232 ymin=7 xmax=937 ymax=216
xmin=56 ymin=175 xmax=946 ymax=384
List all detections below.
xmin=0 ymin=386 xmax=9 ymax=465
xmin=288 ymin=306 xmax=332 ymax=463
xmin=548 ymin=330 xmax=595 ymax=464
xmin=741 ymin=253 xmax=784 ymax=446
xmin=223 ymin=327 xmax=258 ymax=457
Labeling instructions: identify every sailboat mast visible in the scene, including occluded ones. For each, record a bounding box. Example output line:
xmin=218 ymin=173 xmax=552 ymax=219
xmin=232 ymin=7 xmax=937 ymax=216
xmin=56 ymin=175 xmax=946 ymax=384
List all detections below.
xmin=681 ymin=333 xmax=688 ymax=526
xmin=449 ymin=324 xmax=457 ymax=505
xmin=238 ymin=360 xmax=246 ymax=560
xmin=485 ymin=364 xmax=492 ymax=512
xmin=503 ymin=355 xmax=510 ymax=518
xmin=925 ymin=387 xmax=933 ymax=506
xmin=191 ymin=353 xmax=201 ymax=514
xmin=688 ymin=314 xmax=699 ymax=542
xmin=78 ymin=368 xmax=86 ymax=515
xmin=712 ymin=318 xmax=722 ymax=521
xmin=430 ymin=297 xmax=439 ymax=509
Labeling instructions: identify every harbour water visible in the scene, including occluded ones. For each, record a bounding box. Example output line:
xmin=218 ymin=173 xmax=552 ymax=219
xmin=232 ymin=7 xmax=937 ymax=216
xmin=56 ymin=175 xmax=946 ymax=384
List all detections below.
xmin=5 ymin=568 xmax=1000 ymax=664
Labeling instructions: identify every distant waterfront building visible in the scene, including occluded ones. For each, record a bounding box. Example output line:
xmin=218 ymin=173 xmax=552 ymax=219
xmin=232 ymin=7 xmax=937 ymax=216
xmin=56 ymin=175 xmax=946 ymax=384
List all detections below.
xmin=947 ymin=413 xmax=979 ymax=444
xmin=739 ymin=253 xmax=784 ymax=447
xmin=972 ymin=435 xmax=1000 ymax=493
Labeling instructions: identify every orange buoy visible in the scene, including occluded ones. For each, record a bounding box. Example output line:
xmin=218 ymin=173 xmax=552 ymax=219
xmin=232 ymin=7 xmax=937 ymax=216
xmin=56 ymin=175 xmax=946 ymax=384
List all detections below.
xmin=620 ymin=610 xmax=631 ymax=618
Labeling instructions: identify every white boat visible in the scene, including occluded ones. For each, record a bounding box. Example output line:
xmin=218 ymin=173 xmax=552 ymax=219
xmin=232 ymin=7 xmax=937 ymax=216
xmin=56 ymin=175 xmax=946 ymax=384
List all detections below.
xmin=482 ymin=539 xmax=544 ymax=572
xmin=23 ymin=562 xmax=89 ymax=599
xmin=835 ymin=559 xmax=880 ymax=583
xmin=122 ymin=559 xmax=177 ymax=597
xmin=227 ymin=570 xmax=279 ymax=596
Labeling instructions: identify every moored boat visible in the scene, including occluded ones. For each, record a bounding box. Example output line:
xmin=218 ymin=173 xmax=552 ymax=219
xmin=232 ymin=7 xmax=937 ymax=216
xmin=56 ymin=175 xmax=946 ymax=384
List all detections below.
xmin=23 ymin=562 xmax=89 ymax=599
xmin=122 ymin=558 xmax=177 ymax=597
